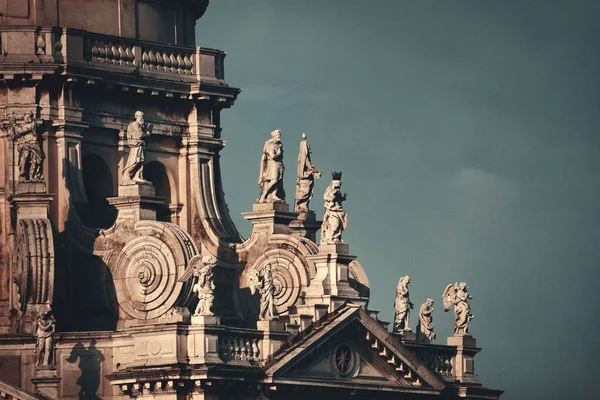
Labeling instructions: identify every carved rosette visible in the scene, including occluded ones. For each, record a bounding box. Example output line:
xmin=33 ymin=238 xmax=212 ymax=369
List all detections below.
xmin=240 ymin=248 xmax=310 ymax=320
xmin=110 ymin=222 xmax=198 ymax=321
xmin=11 ymin=219 xmax=55 ymax=332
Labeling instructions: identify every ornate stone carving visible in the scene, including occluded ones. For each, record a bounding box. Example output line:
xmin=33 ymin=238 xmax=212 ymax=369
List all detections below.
xmin=34 ymin=310 xmax=56 ymax=367
xmin=294 ymin=133 xmax=321 ymax=212
xmin=122 ymin=111 xmax=153 ymax=183
xmin=11 ymin=219 xmax=54 ymax=332
xmin=393 ymin=276 xmax=414 ymax=332
xmin=179 ymin=255 xmax=217 ymax=316
xmin=249 ymin=264 xmax=276 ymax=321
xmin=2 ymin=111 xmax=45 ymax=181
xmin=111 ymin=222 xmax=198 ymax=321
xmin=417 ymin=299 xmax=436 ymax=342
xmin=320 ymin=171 xmax=349 ymax=245
xmin=258 ymin=129 xmax=285 ymax=203
xmin=443 ymin=282 xmax=474 ymax=336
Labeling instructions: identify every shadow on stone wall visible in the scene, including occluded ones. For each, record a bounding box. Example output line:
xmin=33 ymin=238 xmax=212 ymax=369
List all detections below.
xmin=66 ymin=339 xmax=105 ymax=399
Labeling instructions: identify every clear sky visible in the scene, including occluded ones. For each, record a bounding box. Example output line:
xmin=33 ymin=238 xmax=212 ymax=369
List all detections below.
xmin=197 ymin=1 xmax=600 ymax=398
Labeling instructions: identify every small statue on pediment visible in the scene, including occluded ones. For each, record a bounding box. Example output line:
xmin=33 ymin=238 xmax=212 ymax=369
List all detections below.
xmin=295 ymin=133 xmax=321 ymax=212
xmin=320 ymin=171 xmax=349 ymax=245
xmin=179 ymin=255 xmax=218 ymax=316
xmin=3 ymin=111 xmax=45 ymax=181
xmin=258 ymin=129 xmax=285 ymax=203
xmin=393 ymin=275 xmax=414 ymax=332
xmin=417 ymin=298 xmax=436 ymax=342
xmin=443 ymin=282 xmax=474 ymax=336
xmin=122 ymin=110 xmax=153 ymax=184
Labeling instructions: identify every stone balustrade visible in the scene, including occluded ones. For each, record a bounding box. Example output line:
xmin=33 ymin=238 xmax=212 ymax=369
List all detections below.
xmin=0 ymin=26 xmax=225 ymax=83
xmin=217 ymin=330 xmax=262 ymax=363
xmin=404 ymin=343 xmax=455 ymax=380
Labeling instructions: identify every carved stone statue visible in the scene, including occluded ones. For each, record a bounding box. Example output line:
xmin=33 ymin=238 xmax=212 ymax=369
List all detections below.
xmin=179 ymin=255 xmax=218 ymax=316
xmin=3 ymin=111 xmax=45 ymax=181
xmin=393 ymin=276 xmax=414 ymax=332
xmin=417 ymin=298 xmax=436 ymax=342
xmin=320 ymin=171 xmax=349 ymax=245
xmin=258 ymin=129 xmax=285 ymax=203
xmin=295 ymin=133 xmax=321 ymax=212
xmin=443 ymin=282 xmax=474 ymax=336
xmin=249 ymin=264 xmax=276 ymax=321
xmin=34 ymin=310 xmax=56 ymax=367
xmin=122 ymin=110 xmax=153 ymax=183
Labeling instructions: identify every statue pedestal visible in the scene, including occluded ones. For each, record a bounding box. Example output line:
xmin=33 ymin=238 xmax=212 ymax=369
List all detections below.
xmin=31 ymin=367 xmax=61 ymax=399
xmin=191 ymin=315 xmax=220 ymax=326
xmin=189 ymin=317 xmax=221 ymax=365
xmin=257 ymin=320 xmax=288 ymax=361
xmin=447 ymin=335 xmax=481 ymax=383
xmin=108 ymin=182 xmax=164 ymax=222
xmin=393 ymin=329 xmax=417 ymax=342
xmin=242 ymin=202 xmax=298 ymax=235
xmin=304 ymin=244 xmax=366 ymax=314
xmin=9 ymin=181 xmax=53 ymax=220
xmin=289 ymin=210 xmax=322 ymax=242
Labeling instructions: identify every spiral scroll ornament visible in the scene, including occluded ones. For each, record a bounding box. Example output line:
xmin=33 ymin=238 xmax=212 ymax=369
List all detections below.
xmin=112 ymin=222 xmax=198 ymax=320
xmin=240 ymin=248 xmax=310 ymax=320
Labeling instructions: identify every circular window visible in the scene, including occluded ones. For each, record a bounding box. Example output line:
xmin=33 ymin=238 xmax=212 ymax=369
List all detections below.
xmin=332 ymin=344 xmax=356 ymax=377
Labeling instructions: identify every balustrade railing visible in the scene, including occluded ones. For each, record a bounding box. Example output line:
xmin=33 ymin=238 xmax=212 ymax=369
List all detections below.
xmin=217 ymin=331 xmax=262 ymax=363
xmin=409 ymin=344 xmax=455 ymax=379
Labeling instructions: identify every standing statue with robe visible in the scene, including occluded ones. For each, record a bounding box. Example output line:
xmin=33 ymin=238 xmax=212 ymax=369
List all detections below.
xmin=122 ymin=110 xmax=153 ymax=183
xmin=294 ymin=133 xmax=321 ymax=212
xmin=258 ymin=129 xmax=285 ymax=203
xmin=443 ymin=282 xmax=474 ymax=336
xmin=249 ymin=264 xmax=276 ymax=321
xmin=417 ymin=298 xmax=436 ymax=342
xmin=320 ymin=171 xmax=349 ymax=245
xmin=393 ymin=275 xmax=414 ymax=332
xmin=34 ymin=310 xmax=56 ymax=367
xmin=3 ymin=111 xmax=45 ymax=181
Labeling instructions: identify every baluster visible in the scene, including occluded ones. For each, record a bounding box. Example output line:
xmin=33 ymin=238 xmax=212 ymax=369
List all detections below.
xmin=142 ymin=50 xmax=150 ymax=69
xmin=111 ymin=44 xmax=119 ymax=64
xmin=117 ymin=45 xmax=125 ymax=65
xmin=163 ymin=53 xmax=172 ymax=72
xmin=169 ymin=54 xmax=177 ymax=73
xmin=105 ymin=44 xmax=113 ymax=63
xmin=252 ymin=338 xmax=260 ymax=361
xmin=240 ymin=337 xmax=247 ymax=361
xmin=126 ymin=47 xmax=134 ymax=66
xmin=184 ymin=55 xmax=193 ymax=74
xmin=91 ymin=42 xmax=99 ymax=62
xmin=176 ymin=54 xmax=184 ymax=74
xmin=156 ymin=50 xmax=165 ymax=71
xmin=148 ymin=50 xmax=157 ymax=70
xmin=97 ymin=43 xmax=106 ymax=63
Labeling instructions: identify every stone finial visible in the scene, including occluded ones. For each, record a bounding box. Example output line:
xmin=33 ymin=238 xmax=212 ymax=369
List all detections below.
xmin=320 ymin=171 xmax=348 ymax=245
xmin=122 ymin=110 xmax=153 ymax=184
xmin=179 ymin=255 xmax=218 ymax=316
xmin=249 ymin=264 xmax=276 ymax=321
xmin=2 ymin=111 xmax=45 ymax=181
xmin=258 ymin=129 xmax=285 ymax=203
xmin=34 ymin=309 xmax=56 ymax=368
xmin=417 ymin=298 xmax=436 ymax=342
xmin=393 ymin=275 xmax=414 ymax=332
xmin=294 ymin=133 xmax=321 ymax=212
xmin=443 ymin=282 xmax=474 ymax=336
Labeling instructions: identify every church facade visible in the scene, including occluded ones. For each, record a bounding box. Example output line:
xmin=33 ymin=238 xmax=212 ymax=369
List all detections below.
xmin=0 ymin=1 xmax=503 ymax=399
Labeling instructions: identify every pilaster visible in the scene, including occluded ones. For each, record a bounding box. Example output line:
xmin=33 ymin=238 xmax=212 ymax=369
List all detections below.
xmin=447 ymin=335 xmax=481 ymax=384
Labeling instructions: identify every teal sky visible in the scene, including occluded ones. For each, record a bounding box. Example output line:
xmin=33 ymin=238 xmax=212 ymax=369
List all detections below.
xmin=197 ymin=1 xmax=600 ymax=398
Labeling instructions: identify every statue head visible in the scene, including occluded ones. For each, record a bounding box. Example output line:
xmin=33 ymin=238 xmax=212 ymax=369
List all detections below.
xmin=201 ymin=255 xmax=218 ymax=268
xmin=458 ymin=282 xmax=468 ymax=291
xmin=271 ymin=129 xmax=282 ymax=142
xmin=399 ymin=275 xmax=411 ymax=286
xmin=426 ymin=298 xmax=434 ymax=307
xmin=23 ymin=111 xmax=34 ymax=123
xmin=135 ymin=110 xmax=145 ymax=125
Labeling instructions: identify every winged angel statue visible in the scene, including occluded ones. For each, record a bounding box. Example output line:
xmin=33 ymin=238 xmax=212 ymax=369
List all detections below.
xmin=442 ymin=282 xmax=473 ymax=336
xmin=178 ymin=255 xmax=217 ymax=316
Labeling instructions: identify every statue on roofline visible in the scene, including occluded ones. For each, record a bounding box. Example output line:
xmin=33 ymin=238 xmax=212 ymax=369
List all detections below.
xmin=417 ymin=298 xmax=436 ymax=342
xmin=393 ymin=275 xmax=414 ymax=332
xmin=443 ymin=282 xmax=474 ymax=336
xmin=295 ymin=133 xmax=321 ymax=212
xmin=258 ymin=129 xmax=285 ymax=203
xmin=320 ymin=171 xmax=348 ymax=245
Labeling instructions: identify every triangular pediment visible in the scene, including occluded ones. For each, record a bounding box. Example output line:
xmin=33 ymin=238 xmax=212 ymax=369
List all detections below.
xmin=265 ymin=305 xmax=446 ymax=393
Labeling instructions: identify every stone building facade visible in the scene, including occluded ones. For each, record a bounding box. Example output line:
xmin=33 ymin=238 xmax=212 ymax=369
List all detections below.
xmin=0 ymin=1 xmax=503 ymax=399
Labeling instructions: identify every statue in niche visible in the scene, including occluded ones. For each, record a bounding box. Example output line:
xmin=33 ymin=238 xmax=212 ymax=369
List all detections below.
xmin=122 ymin=110 xmax=153 ymax=184
xmin=249 ymin=264 xmax=276 ymax=321
xmin=258 ymin=129 xmax=285 ymax=203
xmin=179 ymin=255 xmax=217 ymax=316
xmin=393 ymin=275 xmax=414 ymax=332
xmin=417 ymin=298 xmax=436 ymax=342
xmin=34 ymin=309 xmax=56 ymax=367
xmin=443 ymin=282 xmax=474 ymax=336
xmin=3 ymin=111 xmax=45 ymax=181
xmin=320 ymin=171 xmax=349 ymax=245
xmin=295 ymin=133 xmax=321 ymax=212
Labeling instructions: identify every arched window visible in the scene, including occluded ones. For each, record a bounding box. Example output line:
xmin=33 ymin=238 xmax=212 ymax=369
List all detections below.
xmin=144 ymin=161 xmax=172 ymax=222
xmin=82 ymin=153 xmax=117 ymax=228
